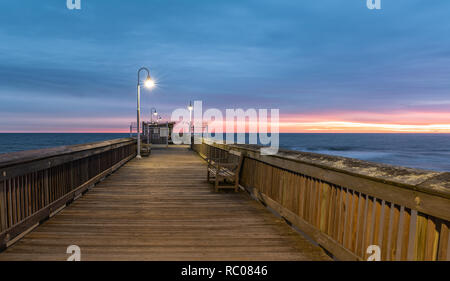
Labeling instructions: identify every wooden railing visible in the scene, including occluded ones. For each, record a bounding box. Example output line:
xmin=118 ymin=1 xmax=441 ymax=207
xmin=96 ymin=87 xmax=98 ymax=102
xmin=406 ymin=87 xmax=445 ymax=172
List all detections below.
xmin=192 ymin=139 xmax=450 ymax=261
xmin=0 ymin=138 xmax=136 ymax=251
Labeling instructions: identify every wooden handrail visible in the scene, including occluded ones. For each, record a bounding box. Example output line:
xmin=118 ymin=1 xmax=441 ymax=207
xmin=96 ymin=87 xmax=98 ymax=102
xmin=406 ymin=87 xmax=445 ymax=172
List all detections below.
xmin=0 ymin=138 xmax=137 ymax=251
xmin=0 ymin=138 xmax=135 ymax=169
xmin=192 ymin=139 xmax=450 ymax=261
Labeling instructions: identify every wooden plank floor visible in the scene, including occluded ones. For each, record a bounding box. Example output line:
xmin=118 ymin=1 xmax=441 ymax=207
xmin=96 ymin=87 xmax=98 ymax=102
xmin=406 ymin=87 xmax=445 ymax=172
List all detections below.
xmin=0 ymin=146 xmax=330 ymax=261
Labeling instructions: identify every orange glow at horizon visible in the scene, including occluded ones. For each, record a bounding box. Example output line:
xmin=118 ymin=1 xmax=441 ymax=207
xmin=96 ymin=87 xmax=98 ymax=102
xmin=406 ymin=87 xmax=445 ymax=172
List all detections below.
xmin=2 ymin=110 xmax=449 ymax=133
xmin=278 ymin=121 xmax=450 ymax=133
xmin=277 ymin=110 xmax=450 ymax=133
xmin=201 ymin=110 xmax=450 ymax=133
xmin=202 ymin=121 xmax=450 ymax=133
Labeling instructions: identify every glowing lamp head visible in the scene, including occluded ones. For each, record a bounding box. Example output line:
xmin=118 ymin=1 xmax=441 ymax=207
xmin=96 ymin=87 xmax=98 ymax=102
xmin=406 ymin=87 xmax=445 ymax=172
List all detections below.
xmin=153 ymin=112 xmax=158 ymax=116
xmin=188 ymin=101 xmax=193 ymax=111
xmin=144 ymin=75 xmax=155 ymax=88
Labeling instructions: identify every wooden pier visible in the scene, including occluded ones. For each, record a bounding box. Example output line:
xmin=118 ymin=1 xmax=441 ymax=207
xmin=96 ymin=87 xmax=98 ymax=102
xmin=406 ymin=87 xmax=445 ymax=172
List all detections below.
xmin=0 ymin=144 xmax=329 ymax=261
xmin=0 ymin=138 xmax=449 ymax=261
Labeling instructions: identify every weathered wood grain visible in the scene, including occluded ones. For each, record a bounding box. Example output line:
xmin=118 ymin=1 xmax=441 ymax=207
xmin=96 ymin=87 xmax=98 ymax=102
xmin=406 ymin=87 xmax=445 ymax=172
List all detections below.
xmin=0 ymin=146 xmax=330 ymax=261
xmin=194 ymin=140 xmax=450 ymax=261
xmin=437 ymin=220 xmax=449 ymax=261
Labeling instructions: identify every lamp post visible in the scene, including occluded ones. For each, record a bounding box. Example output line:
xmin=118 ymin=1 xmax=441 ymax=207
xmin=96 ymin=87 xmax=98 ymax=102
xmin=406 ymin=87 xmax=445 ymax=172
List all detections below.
xmin=188 ymin=101 xmax=193 ymax=135
xmin=148 ymin=108 xmax=158 ymax=146
xmin=150 ymin=107 xmax=158 ymax=124
xmin=136 ymin=67 xmax=154 ymax=159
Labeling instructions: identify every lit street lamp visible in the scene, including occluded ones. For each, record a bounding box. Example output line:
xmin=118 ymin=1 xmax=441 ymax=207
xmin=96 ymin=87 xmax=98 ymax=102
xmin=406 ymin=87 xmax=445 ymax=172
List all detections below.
xmin=136 ymin=67 xmax=154 ymax=159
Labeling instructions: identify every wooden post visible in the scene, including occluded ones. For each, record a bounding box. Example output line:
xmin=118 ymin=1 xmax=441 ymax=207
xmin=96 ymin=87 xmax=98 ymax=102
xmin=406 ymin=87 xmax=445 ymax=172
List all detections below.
xmin=381 ymin=201 xmax=392 ymax=260
xmin=424 ymin=216 xmax=439 ymax=260
xmin=0 ymin=181 xmax=6 ymax=232
xmin=414 ymin=212 xmax=428 ymax=260
xmin=147 ymin=124 xmax=150 ymax=146
xmin=437 ymin=220 xmax=449 ymax=261
xmin=388 ymin=204 xmax=401 ymax=261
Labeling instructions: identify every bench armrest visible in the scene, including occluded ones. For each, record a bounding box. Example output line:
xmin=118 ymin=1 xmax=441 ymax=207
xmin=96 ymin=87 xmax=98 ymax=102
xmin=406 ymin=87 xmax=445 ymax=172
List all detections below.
xmin=207 ymin=157 xmax=228 ymax=165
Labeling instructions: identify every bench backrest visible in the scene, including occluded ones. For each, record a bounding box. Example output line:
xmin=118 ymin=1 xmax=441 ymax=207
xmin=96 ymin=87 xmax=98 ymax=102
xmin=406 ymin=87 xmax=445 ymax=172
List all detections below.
xmin=229 ymin=150 xmax=244 ymax=175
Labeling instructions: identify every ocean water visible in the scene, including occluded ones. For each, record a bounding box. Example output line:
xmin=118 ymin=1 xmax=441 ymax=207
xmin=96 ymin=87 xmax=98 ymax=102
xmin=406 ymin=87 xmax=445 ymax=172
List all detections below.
xmin=0 ymin=133 xmax=130 ymax=154
xmin=0 ymin=133 xmax=449 ymax=172
xmin=278 ymin=133 xmax=450 ymax=172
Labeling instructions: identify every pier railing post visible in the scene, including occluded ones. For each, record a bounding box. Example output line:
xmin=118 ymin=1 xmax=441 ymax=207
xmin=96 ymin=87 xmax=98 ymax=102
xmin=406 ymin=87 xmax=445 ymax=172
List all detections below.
xmin=136 ymin=84 xmax=141 ymax=159
xmin=147 ymin=123 xmax=150 ymax=146
xmin=0 ymin=181 xmax=6 ymax=233
xmin=166 ymin=121 xmax=169 ymax=148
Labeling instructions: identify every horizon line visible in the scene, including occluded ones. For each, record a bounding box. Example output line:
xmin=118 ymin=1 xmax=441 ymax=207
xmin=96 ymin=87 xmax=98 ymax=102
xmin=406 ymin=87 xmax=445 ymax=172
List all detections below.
xmin=1 ymin=131 xmax=449 ymax=134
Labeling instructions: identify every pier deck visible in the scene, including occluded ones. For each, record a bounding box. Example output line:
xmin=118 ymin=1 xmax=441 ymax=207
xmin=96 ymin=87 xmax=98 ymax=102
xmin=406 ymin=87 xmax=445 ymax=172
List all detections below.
xmin=0 ymin=146 xmax=330 ymax=261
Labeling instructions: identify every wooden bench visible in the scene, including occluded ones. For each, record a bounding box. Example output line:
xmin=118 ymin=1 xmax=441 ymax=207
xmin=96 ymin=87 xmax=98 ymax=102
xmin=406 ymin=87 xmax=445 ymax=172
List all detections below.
xmin=206 ymin=150 xmax=244 ymax=192
xmin=141 ymin=143 xmax=152 ymax=157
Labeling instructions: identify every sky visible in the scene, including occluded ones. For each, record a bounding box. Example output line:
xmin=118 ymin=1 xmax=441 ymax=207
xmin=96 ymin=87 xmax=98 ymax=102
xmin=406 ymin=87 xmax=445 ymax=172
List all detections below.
xmin=0 ymin=0 xmax=449 ymax=133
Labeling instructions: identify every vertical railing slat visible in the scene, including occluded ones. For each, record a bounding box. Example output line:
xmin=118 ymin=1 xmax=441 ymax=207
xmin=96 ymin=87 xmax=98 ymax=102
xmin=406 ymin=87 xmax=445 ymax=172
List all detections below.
xmin=333 ymin=186 xmax=343 ymax=242
xmin=388 ymin=204 xmax=401 ymax=261
xmin=356 ymin=193 xmax=367 ymax=257
xmin=326 ymin=185 xmax=336 ymax=237
xmin=414 ymin=212 xmax=428 ymax=260
xmin=0 ymin=181 xmax=6 ymax=232
xmin=380 ymin=201 xmax=392 ymax=260
xmin=363 ymin=196 xmax=375 ymax=260
xmin=349 ymin=191 xmax=359 ymax=252
xmin=437 ymin=220 xmax=449 ymax=261
xmin=424 ymin=217 xmax=439 ymax=261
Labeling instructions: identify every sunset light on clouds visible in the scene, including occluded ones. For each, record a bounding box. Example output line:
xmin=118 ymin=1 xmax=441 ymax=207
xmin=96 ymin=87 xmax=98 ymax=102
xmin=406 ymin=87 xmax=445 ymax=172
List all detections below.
xmin=0 ymin=108 xmax=449 ymax=133
xmin=278 ymin=111 xmax=450 ymax=133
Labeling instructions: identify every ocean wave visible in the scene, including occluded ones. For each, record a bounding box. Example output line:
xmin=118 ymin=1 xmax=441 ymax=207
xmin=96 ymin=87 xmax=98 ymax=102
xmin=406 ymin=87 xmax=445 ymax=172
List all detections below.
xmin=304 ymin=146 xmax=360 ymax=152
xmin=289 ymin=148 xmax=393 ymax=161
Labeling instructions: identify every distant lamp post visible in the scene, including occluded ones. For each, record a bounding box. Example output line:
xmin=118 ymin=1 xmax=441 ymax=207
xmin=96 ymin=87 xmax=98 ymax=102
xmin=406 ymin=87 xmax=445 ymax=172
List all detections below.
xmin=188 ymin=101 xmax=193 ymax=134
xmin=136 ymin=67 xmax=154 ymax=159
xmin=150 ymin=107 xmax=157 ymax=124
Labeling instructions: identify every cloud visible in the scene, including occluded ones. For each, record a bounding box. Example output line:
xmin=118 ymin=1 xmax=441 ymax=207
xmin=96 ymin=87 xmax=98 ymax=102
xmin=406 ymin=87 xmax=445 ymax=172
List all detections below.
xmin=0 ymin=0 xmax=450 ymax=131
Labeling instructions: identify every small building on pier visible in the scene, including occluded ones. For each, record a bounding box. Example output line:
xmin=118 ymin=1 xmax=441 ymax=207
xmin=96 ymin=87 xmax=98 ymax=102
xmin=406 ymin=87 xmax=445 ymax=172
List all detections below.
xmin=142 ymin=121 xmax=176 ymax=144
